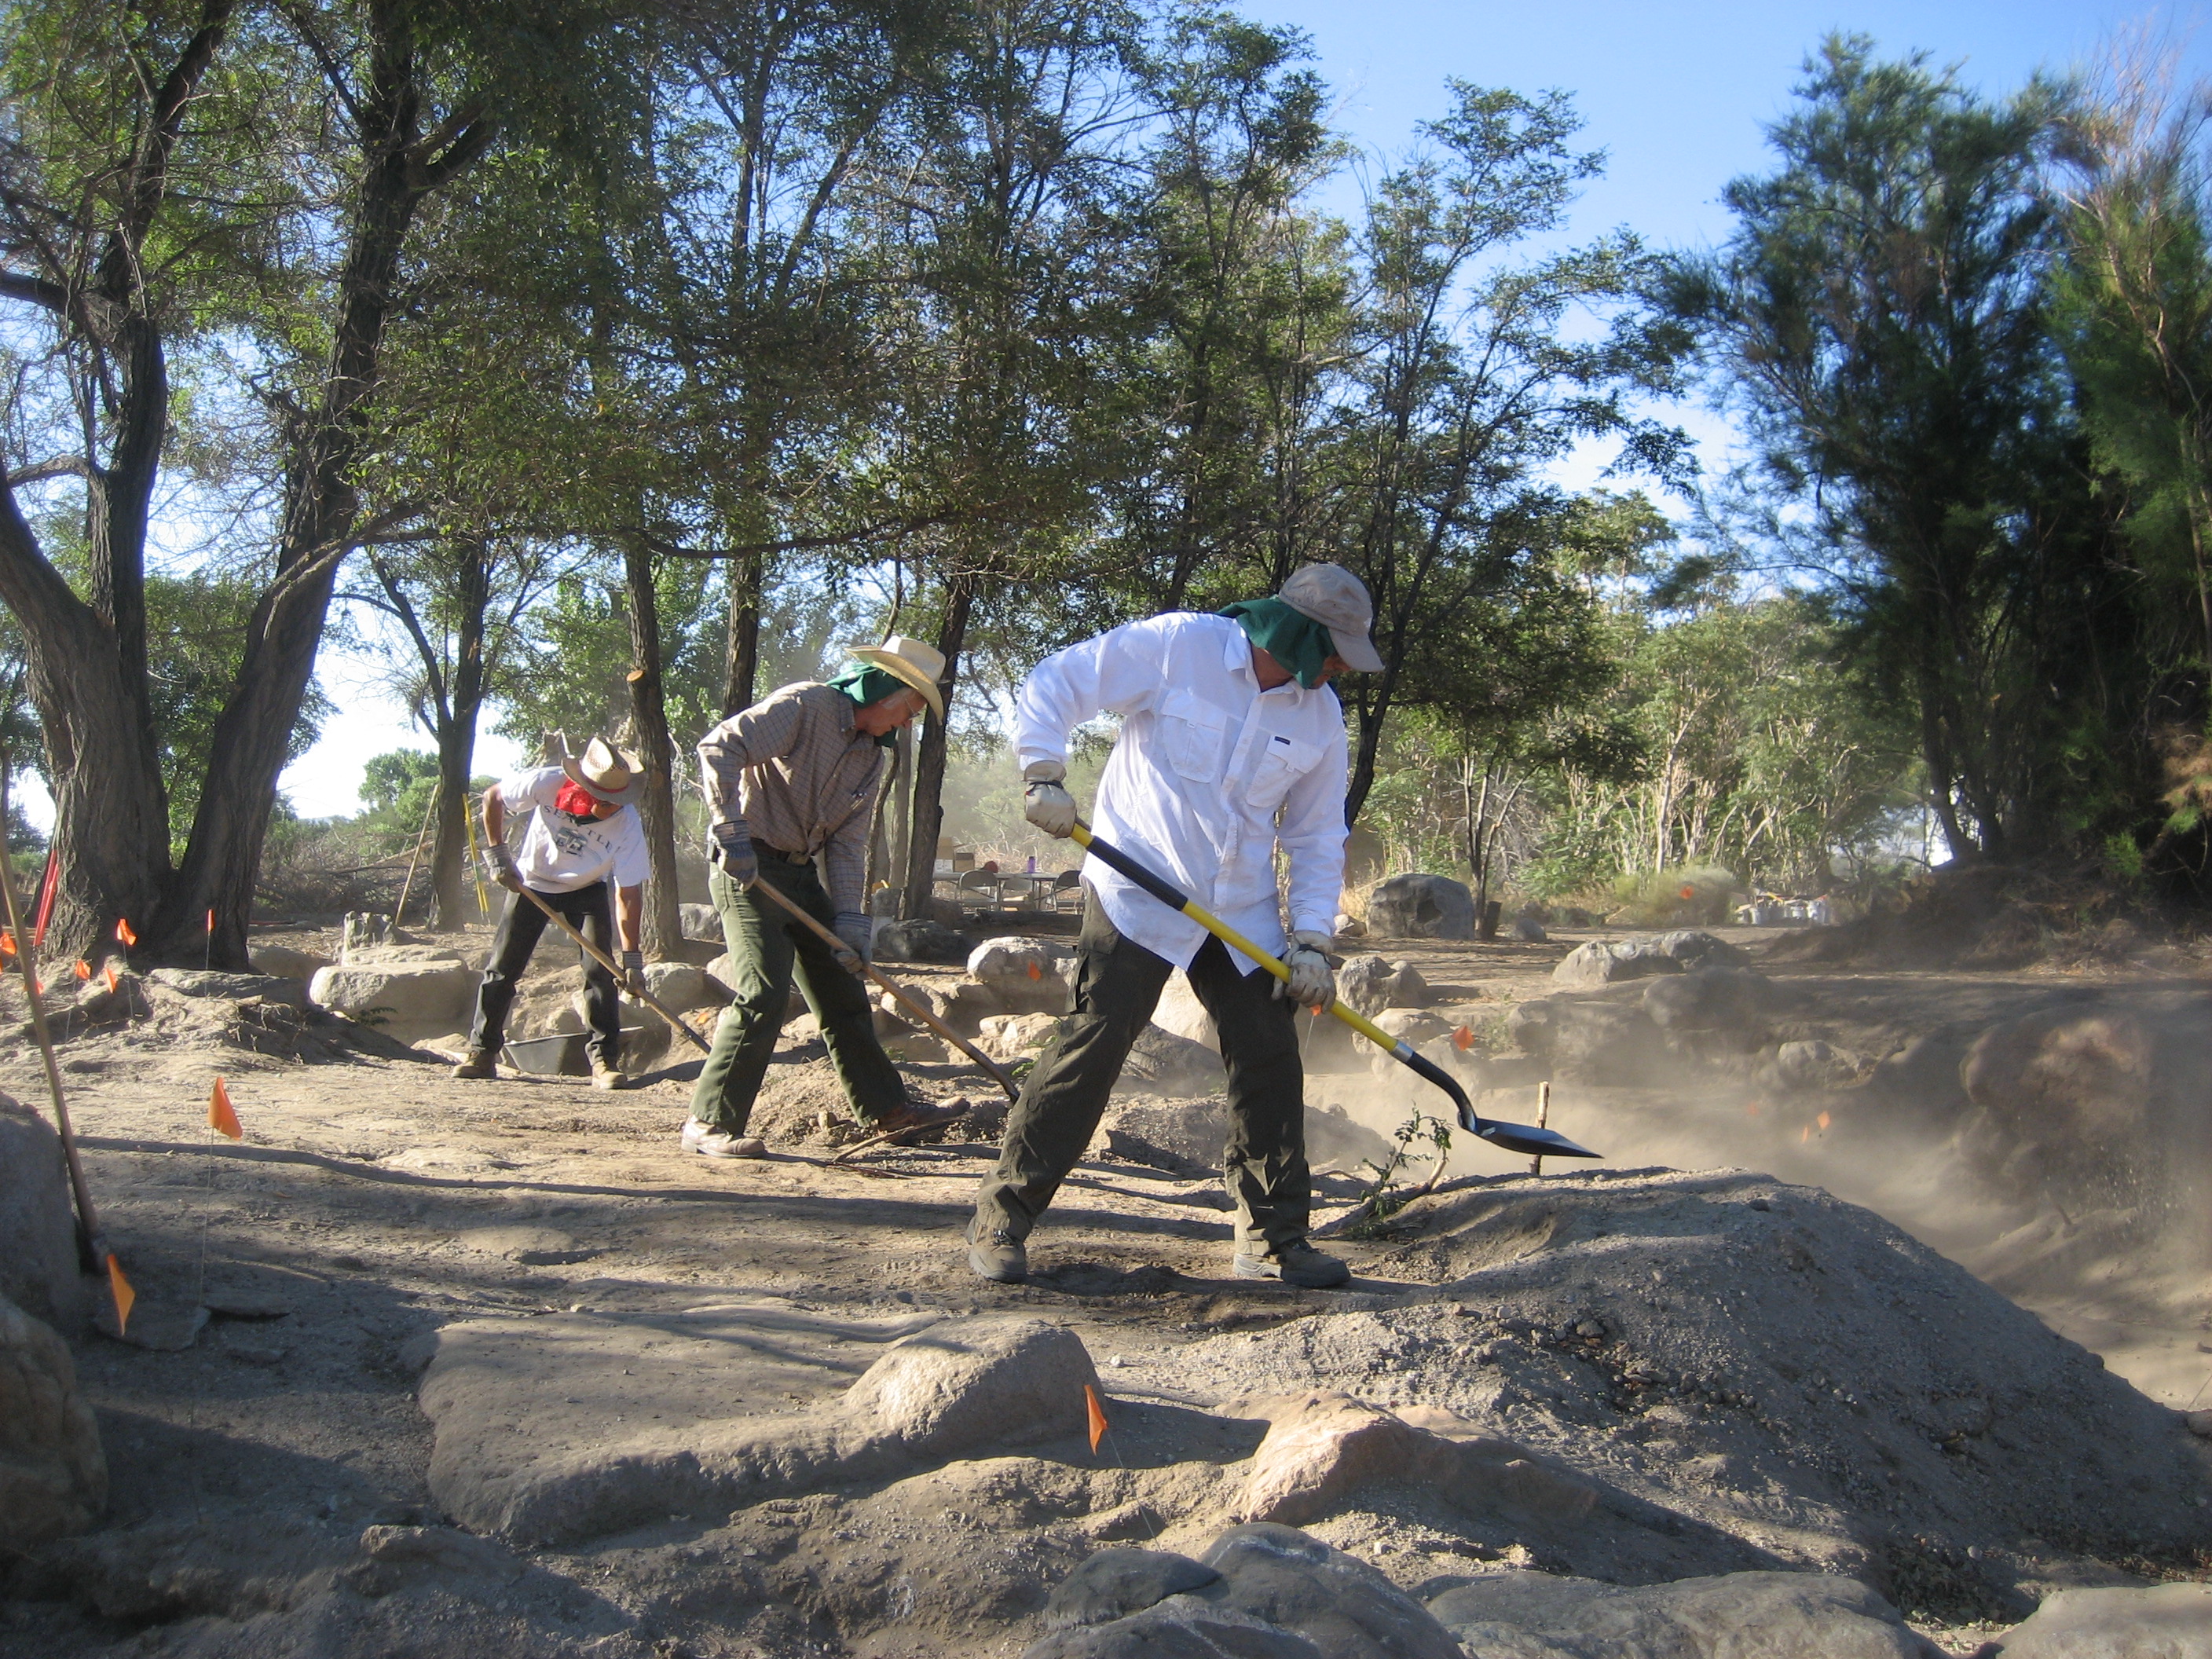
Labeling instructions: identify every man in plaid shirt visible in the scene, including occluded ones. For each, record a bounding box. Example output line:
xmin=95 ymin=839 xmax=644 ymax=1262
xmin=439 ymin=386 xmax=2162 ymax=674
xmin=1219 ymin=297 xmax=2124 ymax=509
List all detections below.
xmin=683 ymin=637 xmax=964 ymax=1158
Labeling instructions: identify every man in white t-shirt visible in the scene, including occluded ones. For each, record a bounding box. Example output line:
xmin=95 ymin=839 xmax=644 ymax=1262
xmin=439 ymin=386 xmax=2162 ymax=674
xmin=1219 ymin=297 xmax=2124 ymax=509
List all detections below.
xmin=452 ymin=738 xmax=652 ymax=1090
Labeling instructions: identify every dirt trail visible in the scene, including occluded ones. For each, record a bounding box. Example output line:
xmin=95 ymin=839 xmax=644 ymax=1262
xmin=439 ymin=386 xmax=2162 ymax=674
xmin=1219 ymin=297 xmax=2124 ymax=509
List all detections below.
xmin=0 ymin=920 xmax=2205 ymax=1657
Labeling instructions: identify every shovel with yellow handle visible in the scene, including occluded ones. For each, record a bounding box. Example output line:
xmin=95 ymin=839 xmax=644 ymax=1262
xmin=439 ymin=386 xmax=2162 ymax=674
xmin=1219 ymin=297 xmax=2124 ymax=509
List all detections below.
xmin=1069 ymin=820 xmax=1599 ymax=1162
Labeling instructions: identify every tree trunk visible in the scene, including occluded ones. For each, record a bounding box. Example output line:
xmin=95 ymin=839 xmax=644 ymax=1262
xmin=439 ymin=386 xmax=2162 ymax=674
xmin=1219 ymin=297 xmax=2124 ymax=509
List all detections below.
xmin=145 ymin=5 xmax=493 ymax=964
xmin=0 ymin=492 xmax=170 ymax=957
xmin=723 ymin=545 xmax=765 ymax=716
xmin=429 ymin=538 xmax=489 ymax=928
xmin=624 ymin=539 xmax=681 ymax=959
xmin=900 ymin=576 xmax=973 ymax=921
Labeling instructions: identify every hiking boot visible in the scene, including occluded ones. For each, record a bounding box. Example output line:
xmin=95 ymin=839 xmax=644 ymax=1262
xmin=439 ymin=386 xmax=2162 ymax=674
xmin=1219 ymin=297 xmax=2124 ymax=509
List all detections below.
xmin=589 ymin=1057 xmax=628 ymax=1091
xmin=452 ymin=1049 xmax=497 ymax=1080
xmin=681 ymin=1118 xmax=765 ymax=1159
xmin=967 ymin=1227 xmax=1027 ymax=1284
xmin=1233 ymin=1243 xmax=1350 ymax=1289
xmin=865 ymin=1099 xmax=967 ymax=1141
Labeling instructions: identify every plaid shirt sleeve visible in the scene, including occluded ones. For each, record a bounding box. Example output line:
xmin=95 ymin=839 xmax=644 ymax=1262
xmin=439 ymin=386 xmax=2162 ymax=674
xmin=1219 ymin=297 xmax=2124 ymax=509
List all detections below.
xmin=696 ymin=694 xmax=805 ymax=835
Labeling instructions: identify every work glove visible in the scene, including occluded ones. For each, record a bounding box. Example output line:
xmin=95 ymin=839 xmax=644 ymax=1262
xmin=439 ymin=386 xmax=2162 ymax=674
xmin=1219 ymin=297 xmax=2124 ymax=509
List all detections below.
xmin=709 ymin=821 xmax=757 ymax=887
xmin=831 ymin=910 xmax=872 ymax=974
xmin=1022 ymin=759 xmax=1078 ymax=838
xmin=1277 ymin=930 xmax=1336 ymax=1011
xmin=621 ymin=949 xmax=647 ymax=998
xmin=482 ymin=844 xmax=523 ymax=893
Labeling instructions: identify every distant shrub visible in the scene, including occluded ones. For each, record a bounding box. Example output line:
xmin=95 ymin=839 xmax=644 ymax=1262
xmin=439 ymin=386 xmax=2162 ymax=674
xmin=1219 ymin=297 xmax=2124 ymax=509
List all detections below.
xmin=1606 ymin=865 xmax=1741 ymax=927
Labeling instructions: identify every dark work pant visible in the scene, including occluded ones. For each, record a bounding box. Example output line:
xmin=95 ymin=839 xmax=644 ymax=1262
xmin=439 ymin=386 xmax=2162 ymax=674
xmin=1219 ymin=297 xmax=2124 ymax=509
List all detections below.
xmin=972 ymin=887 xmax=1311 ymax=1256
xmin=467 ymin=881 xmax=620 ymax=1064
xmin=688 ymin=857 xmax=906 ymax=1133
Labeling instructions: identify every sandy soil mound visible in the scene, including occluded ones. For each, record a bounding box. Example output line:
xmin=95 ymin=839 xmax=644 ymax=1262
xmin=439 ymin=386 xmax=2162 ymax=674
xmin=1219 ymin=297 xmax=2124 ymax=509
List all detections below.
xmin=1155 ymin=1167 xmax=2212 ymax=1624
xmin=1766 ymin=859 xmax=2198 ymax=974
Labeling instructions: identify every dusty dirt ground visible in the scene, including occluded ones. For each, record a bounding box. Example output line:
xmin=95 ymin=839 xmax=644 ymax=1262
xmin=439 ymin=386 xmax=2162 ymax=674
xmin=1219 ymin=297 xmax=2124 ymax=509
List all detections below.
xmin=2 ymin=917 xmax=2207 ymax=1657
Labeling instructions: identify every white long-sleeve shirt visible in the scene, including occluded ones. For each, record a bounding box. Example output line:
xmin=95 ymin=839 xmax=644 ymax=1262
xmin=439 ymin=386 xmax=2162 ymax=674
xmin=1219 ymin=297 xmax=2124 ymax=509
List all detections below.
xmin=1016 ymin=613 xmax=1349 ymax=971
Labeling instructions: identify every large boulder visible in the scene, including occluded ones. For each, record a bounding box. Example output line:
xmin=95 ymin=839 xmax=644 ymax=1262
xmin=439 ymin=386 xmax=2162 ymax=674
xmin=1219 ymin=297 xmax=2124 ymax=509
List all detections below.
xmin=1238 ymin=1393 xmax=1594 ymax=1529
xmin=1116 ymin=1026 xmax=1225 ymax=1097
xmin=1506 ymin=998 xmax=1669 ymax=1085
xmin=1425 ymin=1569 xmax=1943 ymax=1658
xmin=309 ymin=958 xmax=475 ymax=1028
xmin=0 ymin=1096 xmax=87 ymax=1332
xmin=247 ymin=942 xmax=330 ymax=980
xmin=1333 ymin=955 xmax=1427 ymax=1017
xmin=967 ymin=936 xmax=1079 ymax=1013
xmin=0 ymin=1291 xmax=105 ymax=1553
xmin=1152 ymin=973 xmax=1217 ymax=1051
xmin=147 ymin=969 xmax=307 ymax=1009
xmin=1986 ymin=1581 xmax=2212 ymax=1656
xmin=1364 ymin=874 xmax=1476 ymax=941
xmin=1551 ymin=930 xmax=1749 ymax=989
xmin=840 ymin=1319 xmax=1097 ymax=1456
xmin=1025 ymin=1523 xmax=1463 ymax=1659
xmin=679 ymin=902 xmax=723 ymax=943
xmin=875 ymin=917 xmax=972 ymax=965
xmin=641 ymin=961 xmax=719 ymax=1012
xmin=1639 ymin=965 xmax=1789 ymax=1036
xmin=979 ymin=1013 xmax=1064 ymax=1060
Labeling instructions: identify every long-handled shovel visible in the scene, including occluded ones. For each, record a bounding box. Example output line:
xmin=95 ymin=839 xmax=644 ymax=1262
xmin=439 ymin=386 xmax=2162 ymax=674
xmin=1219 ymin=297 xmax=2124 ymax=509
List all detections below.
xmin=742 ymin=876 xmax=1019 ymax=1103
xmin=1069 ymin=821 xmax=1598 ymax=1162
xmin=0 ymin=758 xmax=124 ymax=1316
xmin=505 ymin=884 xmax=714 ymax=1056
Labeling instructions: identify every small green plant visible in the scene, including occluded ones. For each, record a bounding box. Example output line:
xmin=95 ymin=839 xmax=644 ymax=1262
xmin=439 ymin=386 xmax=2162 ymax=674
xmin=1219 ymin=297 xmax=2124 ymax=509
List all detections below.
xmin=1346 ymin=1108 xmax=1452 ymax=1236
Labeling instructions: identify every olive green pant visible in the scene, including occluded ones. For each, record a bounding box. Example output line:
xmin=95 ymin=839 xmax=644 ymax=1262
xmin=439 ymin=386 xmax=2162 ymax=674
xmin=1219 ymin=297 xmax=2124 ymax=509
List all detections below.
xmin=972 ymin=889 xmax=1311 ymax=1256
xmin=687 ymin=859 xmax=906 ymax=1133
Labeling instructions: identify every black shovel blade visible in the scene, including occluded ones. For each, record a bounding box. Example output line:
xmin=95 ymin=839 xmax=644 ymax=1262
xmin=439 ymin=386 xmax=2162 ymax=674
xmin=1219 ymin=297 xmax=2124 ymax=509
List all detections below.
xmin=1466 ymin=1115 xmax=1601 ymax=1159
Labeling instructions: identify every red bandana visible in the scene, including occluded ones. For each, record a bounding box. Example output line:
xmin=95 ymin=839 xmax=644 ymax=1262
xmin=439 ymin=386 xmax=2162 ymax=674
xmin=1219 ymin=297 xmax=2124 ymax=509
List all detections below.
xmin=555 ymin=778 xmax=602 ymax=817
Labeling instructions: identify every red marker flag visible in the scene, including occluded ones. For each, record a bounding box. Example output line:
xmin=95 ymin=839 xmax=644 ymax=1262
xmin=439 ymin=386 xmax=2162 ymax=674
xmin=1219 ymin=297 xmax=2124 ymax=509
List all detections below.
xmin=108 ymin=1255 xmax=134 ymax=1336
xmin=209 ymin=1077 xmax=242 ymax=1141
xmin=115 ymin=917 xmax=137 ymax=947
xmin=0 ymin=930 xmax=14 ymax=957
xmin=72 ymin=959 xmax=90 ymax=980
xmin=206 ymin=908 xmax=214 ymax=934
xmin=32 ymin=849 xmax=57 ymax=947
xmin=1027 ymin=961 xmax=1043 ymax=981
xmin=101 ymin=965 xmax=119 ymax=994
xmin=1084 ymin=1382 xmax=1109 ymax=1453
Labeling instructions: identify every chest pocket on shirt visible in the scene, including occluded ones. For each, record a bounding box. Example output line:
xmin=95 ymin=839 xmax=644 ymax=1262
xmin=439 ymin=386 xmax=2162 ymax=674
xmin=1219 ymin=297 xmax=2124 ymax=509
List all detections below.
xmin=1247 ymin=731 xmax=1322 ymax=812
xmin=1159 ymin=690 xmax=1229 ymax=783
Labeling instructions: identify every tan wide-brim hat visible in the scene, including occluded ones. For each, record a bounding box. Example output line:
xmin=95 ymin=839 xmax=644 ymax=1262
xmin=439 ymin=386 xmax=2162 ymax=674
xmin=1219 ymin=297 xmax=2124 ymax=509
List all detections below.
xmin=848 ymin=635 xmax=947 ymax=723
xmin=560 ymin=735 xmax=643 ymax=807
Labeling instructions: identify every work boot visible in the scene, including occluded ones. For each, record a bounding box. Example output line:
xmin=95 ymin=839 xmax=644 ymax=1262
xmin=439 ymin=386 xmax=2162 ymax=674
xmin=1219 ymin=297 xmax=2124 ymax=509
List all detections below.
xmin=589 ymin=1057 xmax=627 ymax=1091
xmin=1233 ymin=1242 xmax=1350 ymax=1289
xmin=452 ymin=1049 xmax=496 ymax=1080
xmin=967 ymin=1225 xmax=1027 ymax=1284
xmin=681 ymin=1118 xmax=766 ymax=1159
xmin=865 ymin=1099 xmax=966 ymax=1142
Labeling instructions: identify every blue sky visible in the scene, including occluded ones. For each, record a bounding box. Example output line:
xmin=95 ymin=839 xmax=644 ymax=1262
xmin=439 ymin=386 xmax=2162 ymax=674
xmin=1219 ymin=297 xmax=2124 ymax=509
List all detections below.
xmin=261 ymin=0 xmax=2212 ymax=821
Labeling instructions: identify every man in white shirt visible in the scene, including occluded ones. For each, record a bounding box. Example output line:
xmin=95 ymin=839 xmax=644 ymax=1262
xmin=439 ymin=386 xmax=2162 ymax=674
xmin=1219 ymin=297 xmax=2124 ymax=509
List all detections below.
xmin=966 ymin=563 xmax=1384 ymax=1289
xmin=453 ymin=738 xmax=652 ymax=1090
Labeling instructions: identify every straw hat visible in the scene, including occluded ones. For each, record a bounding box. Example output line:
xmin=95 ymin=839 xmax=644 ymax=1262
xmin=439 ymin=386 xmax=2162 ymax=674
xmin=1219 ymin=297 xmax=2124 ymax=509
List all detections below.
xmin=560 ymin=735 xmax=643 ymax=807
xmin=848 ymin=635 xmax=947 ymax=723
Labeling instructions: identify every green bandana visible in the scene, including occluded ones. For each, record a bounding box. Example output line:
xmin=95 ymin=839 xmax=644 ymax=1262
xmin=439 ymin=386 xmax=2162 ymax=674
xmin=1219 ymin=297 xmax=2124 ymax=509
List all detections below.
xmin=1219 ymin=598 xmax=1337 ymax=690
xmin=825 ymin=661 xmax=908 ymax=747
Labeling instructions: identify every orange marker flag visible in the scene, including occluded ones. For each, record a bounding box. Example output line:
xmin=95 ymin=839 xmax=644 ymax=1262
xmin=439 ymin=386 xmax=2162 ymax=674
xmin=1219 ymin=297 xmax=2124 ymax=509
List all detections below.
xmin=108 ymin=1254 xmax=134 ymax=1335
xmin=1679 ymin=884 xmax=1697 ymax=902
xmin=209 ymin=1076 xmax=242 ymax=1141
xmin=1084 ymin=1382 xmax=1109 ymax=1453
xmin=206 ymin=908 xmax=214 ymax=934
xmin=101 ymin=965 xmax=119 ymax=994
xmin=1452 ymin=1024 xmax=1474 ymax=1051
xmin=0 ymin=929 xmax=13 ymax=956
xmin=72 ymin=959 xmax=90 ymax=980
xmin=115 ymin=917 xmax=137 ymax=947
xmin=1027 ymin=961 xmax=1043 ymax=981
xmin=1815 ymin=1111 xmax=1832 ymax=1133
